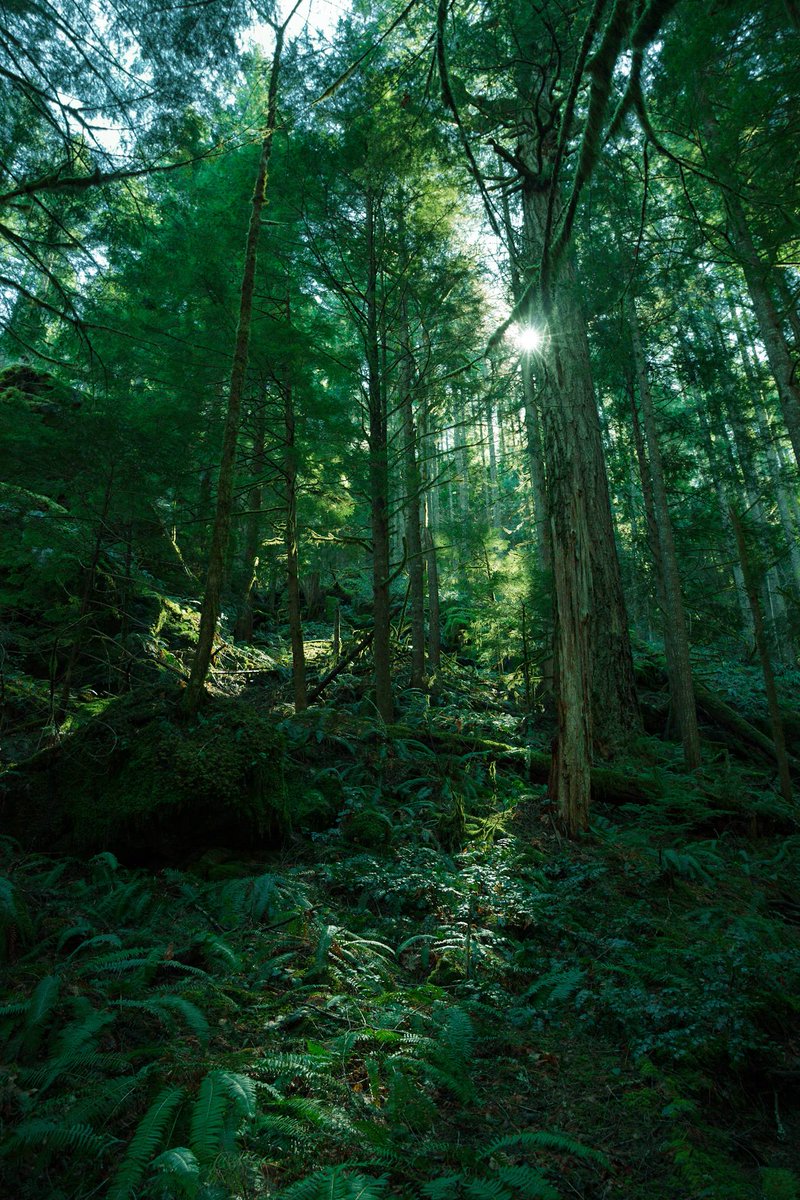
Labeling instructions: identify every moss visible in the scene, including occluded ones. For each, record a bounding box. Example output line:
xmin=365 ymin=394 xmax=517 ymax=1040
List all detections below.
xmin=0 ymin=685 xmax=290 ymax=855
xmin=342 ymin=807 xmax=394 ymax=847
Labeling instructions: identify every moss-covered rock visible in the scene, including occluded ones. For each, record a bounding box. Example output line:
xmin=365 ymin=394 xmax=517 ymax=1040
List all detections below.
xmin=341 ymin=806 xmax=394 ymax=848
xmin=0 ymin=685 xmax=292 ymax=857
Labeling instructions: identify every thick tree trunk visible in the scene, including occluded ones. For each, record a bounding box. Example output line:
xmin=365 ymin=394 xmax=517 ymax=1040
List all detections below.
xmin=183 ymin=19 xmax=292 ymax=714
xmin=629 ymin=299 xmax=700 ymax=769
xmin=523 ymin=182 xmax=639 ymax=773
xmin=521 ymin=362 xmax=551 ymax=571
xmin=365 ymin=187 xmax=393 ymax=723
xmin=516 ymin=177 xmax=640 ymax=830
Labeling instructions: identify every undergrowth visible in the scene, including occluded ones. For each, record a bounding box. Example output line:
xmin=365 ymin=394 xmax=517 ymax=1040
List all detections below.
xmin=2 ymin=686 xmax=800 ymax=1199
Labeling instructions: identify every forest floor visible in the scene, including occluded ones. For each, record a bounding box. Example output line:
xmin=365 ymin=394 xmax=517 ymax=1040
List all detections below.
xmin=2 ymin=617 xmax=800 ymax=1200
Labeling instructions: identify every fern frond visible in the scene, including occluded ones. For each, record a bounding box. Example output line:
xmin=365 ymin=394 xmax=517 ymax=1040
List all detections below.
xmin=279 ymin=1166 xmax=390 ymax=1200
xmin=483 ymin=1130 xmax=608 ymax=1167
xmin=189 ymin=1069 xmax=254 ymax=1165
xmin=493 ymin=1164 xmax=559 ymax=1198
xmin=19 ymin=973 xmax=60 ymax=1058
xmin=107 ymin=1085 xmax=185 ymax=1200
xmin=112 ymin=995 xmax=210 ymax=1047
xmin=1 ymin=1118 xmax=113 ymax=1160
xmin=151 ymin=1145 xmax=201 ymax=1198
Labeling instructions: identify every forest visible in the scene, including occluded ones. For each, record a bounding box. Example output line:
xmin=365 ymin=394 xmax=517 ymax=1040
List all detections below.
xmin=1 ymin=0 xmax=800 ymax=1196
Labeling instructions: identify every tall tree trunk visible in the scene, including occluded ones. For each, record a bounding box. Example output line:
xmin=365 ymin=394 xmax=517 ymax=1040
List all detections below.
xmin=233 ymin=394 xmax=266 ymax=642
xmin=365 ymin=186 xmax=393 ymax=722
xmin=56 ymin=466 xmax=114 ymax=723
xmin=521 ymin=362 xmax=551 ymax=571
xmin=398 ymin=258 xmax=425 ymax=688
xmin=283 ymin=366 xmax=307 ymax=713
xmin=183 ymin=14 xmax=295 ymax=714
xmin=628 ymin=378 xmax=671 ymax=639
xmin=703 ymin=115 xmax=800 ymax=464
xmin=729 ymin=507 xmax=794 ymax=803
xmin=522 ymin=178 xmax=639 ymax=828
xmin=629 ymin=299 xmax=701 ymax=769
xmin=420 ymin=404 xmax=442 ymax=672
xmin=485 ymin=396 xmax=501 ymax=533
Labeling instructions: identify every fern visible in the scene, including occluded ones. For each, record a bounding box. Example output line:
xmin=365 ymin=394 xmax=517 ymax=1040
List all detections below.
xmin=18 ymin=973 xmax=60 ymax=1059
xmin=111 ymin=994 xmax=210 ymax=1046
xmin=1 ymin=1117 xmax=113 ymax=1160
xmin=279 ymin=1166 xmax=390 ymax=1200
xmin=151 ymin=1146 xmax=201 ymax=1198
xmin=483 ymin=1130 xmax=608 ymax=1167
xmin=0 ymin=874 xmax=34 ymax=958
xmin=189 ymin=1069 xmax=256 ymax=1166
xmin=107 ymin=1085 xmax=185 ymax=1200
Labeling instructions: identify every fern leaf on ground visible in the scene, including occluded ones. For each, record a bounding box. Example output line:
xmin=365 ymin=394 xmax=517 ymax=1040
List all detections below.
xmin=107 ymin=1085 xmax=185 ymax=1200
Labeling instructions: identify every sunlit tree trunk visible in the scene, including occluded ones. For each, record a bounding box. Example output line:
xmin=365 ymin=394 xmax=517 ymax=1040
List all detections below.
xmin=520 ymin=177 xmax=639 ymax=833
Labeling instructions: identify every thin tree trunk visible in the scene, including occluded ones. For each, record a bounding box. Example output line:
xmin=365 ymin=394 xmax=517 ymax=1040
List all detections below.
xmin=420 ymin=404 xmax=441 ymax=671
xmin=283 ymin=355 xmax=307 ymax=713
xmin=233 ymin=395 xmax=266 ymax=642
xmin=694 ymin=404 xmax=754 ymax=643
xmin=57 ymin=466 xmax=114 ymax=722
xmin=400 ymin=292 xmax=425 ymax=688
xmin=629 ymin=298 xmax=701 ymax=769
xmin=365 ymin=186 xmax=393 ymax=722
xmin=715 ymin=175 xmax=800 ymax=465
xmin=729 ymin=507 xmax=794 ymax=802
xmin=183 ymin=12 xmax=296 ymax=714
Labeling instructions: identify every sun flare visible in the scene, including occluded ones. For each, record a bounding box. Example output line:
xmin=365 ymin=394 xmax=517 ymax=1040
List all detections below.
xmin=509 ymin=323 xmax=545 ymax=353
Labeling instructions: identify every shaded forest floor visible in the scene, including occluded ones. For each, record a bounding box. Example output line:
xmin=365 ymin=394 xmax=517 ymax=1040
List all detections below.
xmin=2 ymin=613 xmax=800 ymax=1200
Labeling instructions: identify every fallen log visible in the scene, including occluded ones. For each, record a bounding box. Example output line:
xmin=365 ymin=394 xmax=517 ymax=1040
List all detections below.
xmin=387 ymin=725 xmax=662 ymax=806
xmin=307 ymin=630 xmax=374 ymax=704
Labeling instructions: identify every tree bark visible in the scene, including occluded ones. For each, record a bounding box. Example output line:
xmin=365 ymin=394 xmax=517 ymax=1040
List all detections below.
xmin=729 ymin=507 xmax=794 ymax=802
xmin=717 ymin=180 xmax=800 ymax=466
xmin=233 ymin=394 xmax=267 ymax=642
xmin=283 ymin=360 xmax=307 ymax=713
xmin=629 ymin=298 xmax=700 ymax=769
xmin=400 ymin=293 xmax=425 ymax=688
xmin=365 ymin=187 xmax=394 ymax=722
xmin=519 ymin=183 xmax=639 ymax=833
